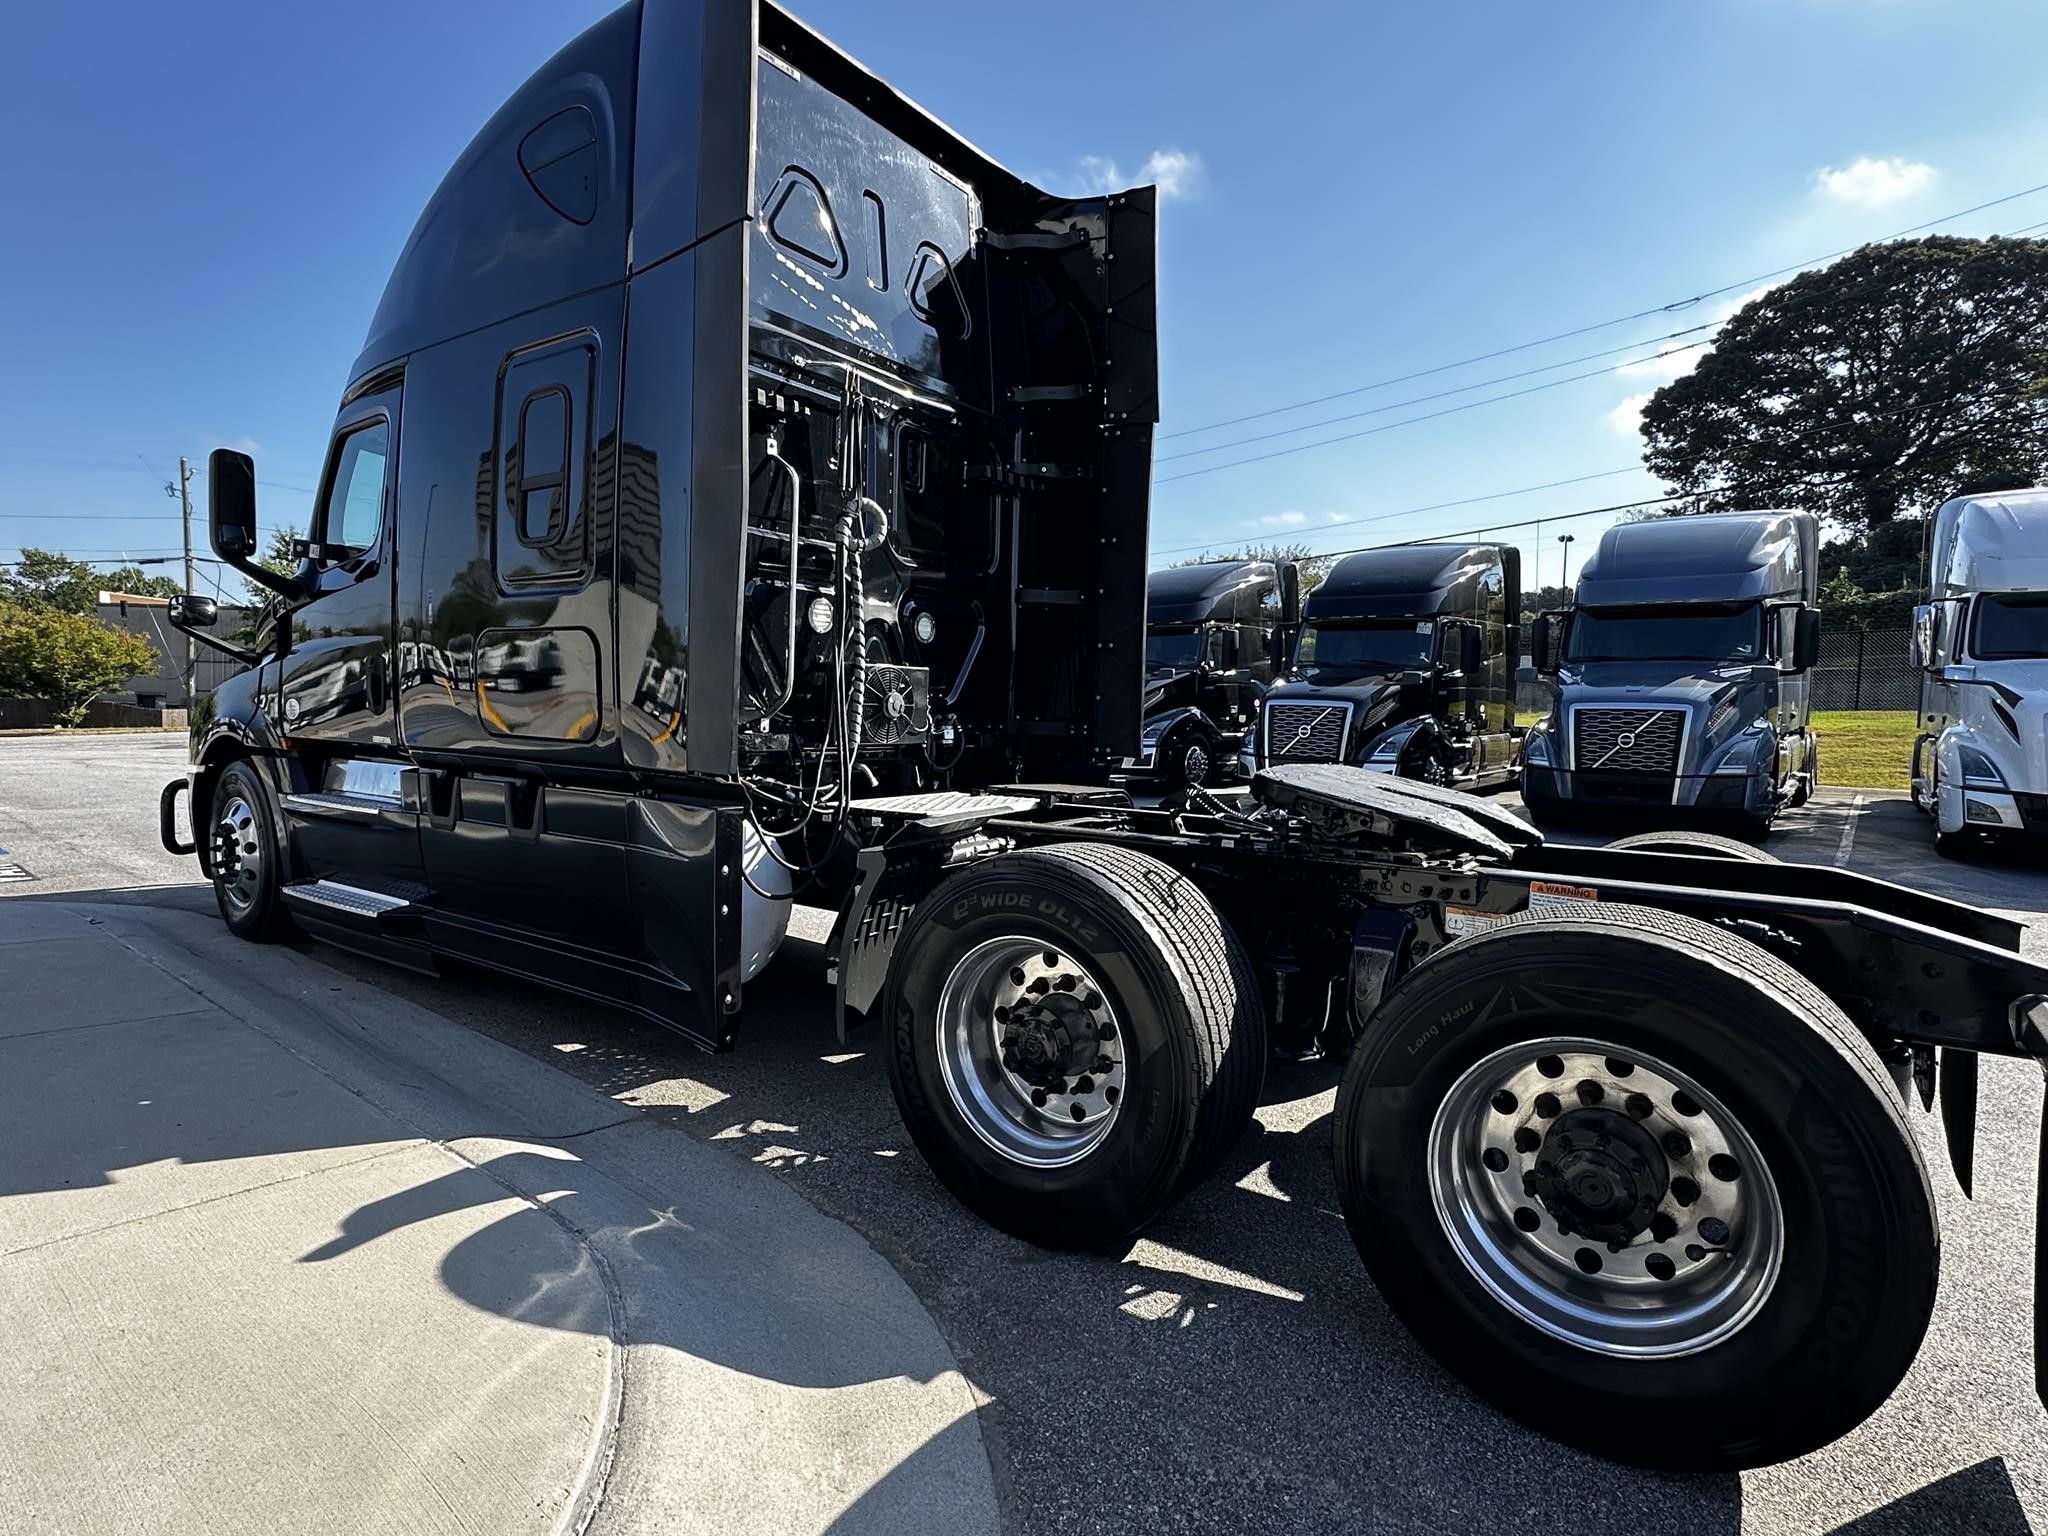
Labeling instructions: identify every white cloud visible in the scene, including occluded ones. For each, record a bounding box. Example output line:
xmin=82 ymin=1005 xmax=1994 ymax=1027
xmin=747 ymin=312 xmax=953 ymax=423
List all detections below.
xmin=1605 ymin=394 xmax=1653 ymax=437
xmin=1060 ymin=148 xmax=1206 ymax=202
xmin=1814 ymin=156 xmax=1937 ymax=208
xmin=1616 ymin=347 xmax=1700 ymax=386
xmin=1258 ymin=510 xmax=1309 ymax=527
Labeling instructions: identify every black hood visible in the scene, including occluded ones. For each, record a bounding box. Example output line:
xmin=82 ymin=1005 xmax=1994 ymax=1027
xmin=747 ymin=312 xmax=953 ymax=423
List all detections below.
xmin=1265 ymin=676 xmax=1410 ymax=739
xmin=1142 ymin=667 xmax=1200 ymax=716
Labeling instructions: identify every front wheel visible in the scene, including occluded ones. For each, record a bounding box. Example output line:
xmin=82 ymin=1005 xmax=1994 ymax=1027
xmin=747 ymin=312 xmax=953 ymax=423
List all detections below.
xmin=1159 ymin=722 xmax=1219 ymax=789
xmin=208 ymin=761 xmax=294 ymax=942
xmin=1332 ymin=903 xmax=1936 ymax=1470
xmin=884 ymin=843 xmax=1266 ymax=1248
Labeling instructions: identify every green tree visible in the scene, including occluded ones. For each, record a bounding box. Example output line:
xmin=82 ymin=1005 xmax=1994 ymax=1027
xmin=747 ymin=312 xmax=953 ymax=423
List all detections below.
xmin=2 ymin=548 xmax=180 ymax=615
xmin=1640 ymin=236 xmax=2048 ymax=534
xmin=0 ymin=602 xmax=159 ymax=725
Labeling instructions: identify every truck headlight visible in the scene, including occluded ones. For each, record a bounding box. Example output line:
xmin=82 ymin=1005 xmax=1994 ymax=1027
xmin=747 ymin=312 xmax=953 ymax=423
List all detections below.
xmin=1522 ymin=731 xmax=1552 ymax=767
xmin=1710 ymin=721 xmax=1772 ymax=775
xmin=1958 ymin=743 xmax=2007 ymax=789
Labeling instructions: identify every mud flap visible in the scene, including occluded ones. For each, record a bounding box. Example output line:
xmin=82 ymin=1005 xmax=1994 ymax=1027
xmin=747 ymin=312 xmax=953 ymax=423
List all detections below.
xmin=1939 ymin=1046 xmax=1978 ymax=1196
xmin=832 ymin=848 xmax=921 ymax=1042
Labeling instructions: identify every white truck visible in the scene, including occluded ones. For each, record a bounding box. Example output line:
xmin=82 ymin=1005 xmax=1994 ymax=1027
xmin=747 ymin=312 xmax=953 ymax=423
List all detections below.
xmin=1912 ymin=488 xmax=2048 ymax=856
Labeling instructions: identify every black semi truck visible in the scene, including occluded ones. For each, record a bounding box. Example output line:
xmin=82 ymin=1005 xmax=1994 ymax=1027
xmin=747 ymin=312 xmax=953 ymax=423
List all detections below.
xmin=1129 ymin=558 xmax=1299 ymax=786
xmin=1250 ymin=542 xmax=1520 ymax=788
xmin=160 ymin=0 xmax=2048 ymax=1472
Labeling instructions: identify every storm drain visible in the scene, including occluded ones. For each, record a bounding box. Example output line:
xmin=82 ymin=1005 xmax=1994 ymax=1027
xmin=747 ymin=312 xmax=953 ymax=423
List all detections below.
xmin=0 ymin=847 xmax=35 ymax=884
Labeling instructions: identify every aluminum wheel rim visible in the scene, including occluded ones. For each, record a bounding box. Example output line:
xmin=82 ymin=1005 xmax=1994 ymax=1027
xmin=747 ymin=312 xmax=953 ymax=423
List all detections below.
xmin=213 ymin=795 xmax=263 ymax=915
xmin=936 ymin=936 xmax=1126 ymax=1169
xmin=1182 ymin=741 xmax=1211 ymax=785
xmin=1427 ymin=1037 xmax=1784 ymax=1358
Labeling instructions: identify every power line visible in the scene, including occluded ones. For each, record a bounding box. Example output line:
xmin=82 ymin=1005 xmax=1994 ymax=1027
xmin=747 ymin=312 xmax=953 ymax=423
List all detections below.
xmin=1159 ymin=177 xmax=2048 ymax=443
xmin=1157 ymin=337 xmax=1710 ymax=467
xmin=1151 ymin=465 xmax=1647 ymax=557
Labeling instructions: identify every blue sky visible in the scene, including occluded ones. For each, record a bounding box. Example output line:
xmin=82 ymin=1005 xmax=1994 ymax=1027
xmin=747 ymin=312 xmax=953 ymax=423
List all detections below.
xmin=5 ymin=0 xmax=2048 ymax=601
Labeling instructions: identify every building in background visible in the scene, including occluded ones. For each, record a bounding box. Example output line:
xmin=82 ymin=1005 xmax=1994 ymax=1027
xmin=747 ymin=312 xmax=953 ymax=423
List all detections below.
xmin=96 ymin=591 xmax=255 ymax=708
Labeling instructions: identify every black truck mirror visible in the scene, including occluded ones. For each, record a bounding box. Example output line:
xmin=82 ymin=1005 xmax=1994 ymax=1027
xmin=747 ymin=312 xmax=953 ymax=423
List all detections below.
xmin=209 ymin=447 xmax=300 ymax=599
xmin=1278 ymin=561 xmax=1302 ymax=626
xmin=168 ymin=594 xmax=217 ymax=629
xmin=1790 ymin=607 xmax=1822 ymax=673
xmin=208 ymin=448 xmax=259 ymax=560
xmin=1532 ymin=612 xmax=1562 ymax=677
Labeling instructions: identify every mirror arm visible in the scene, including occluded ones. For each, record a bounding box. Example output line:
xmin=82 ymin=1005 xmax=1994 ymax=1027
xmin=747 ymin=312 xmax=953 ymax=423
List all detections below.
xmin=167 ymin=615 xmax=260 ymax=668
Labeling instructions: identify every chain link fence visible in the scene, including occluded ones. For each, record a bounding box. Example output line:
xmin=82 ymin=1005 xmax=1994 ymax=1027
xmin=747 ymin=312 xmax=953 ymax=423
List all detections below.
xmin=1512 ymin=626 xmax=1918 ymax=716
xmin=1814 ymin=627 xmax=1916 ymax=711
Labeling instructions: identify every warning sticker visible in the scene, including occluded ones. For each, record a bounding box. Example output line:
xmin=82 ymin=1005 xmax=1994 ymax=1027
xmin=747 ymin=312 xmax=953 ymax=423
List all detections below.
xmin=1444 ymin=906 xmax=1507 ymax=939
xmin=1526 ymin=880 xmax=1599 ymax=914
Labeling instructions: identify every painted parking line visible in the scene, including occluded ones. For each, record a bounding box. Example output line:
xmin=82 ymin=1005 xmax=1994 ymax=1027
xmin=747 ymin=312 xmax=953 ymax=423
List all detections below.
xmin=1833 ymin=794 xmax=1866 ymax=868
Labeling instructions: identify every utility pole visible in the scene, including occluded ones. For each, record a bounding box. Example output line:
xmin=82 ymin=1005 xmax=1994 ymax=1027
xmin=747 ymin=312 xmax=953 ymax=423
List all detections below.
xmin=177 ymin=457 xmax=195 ymax=705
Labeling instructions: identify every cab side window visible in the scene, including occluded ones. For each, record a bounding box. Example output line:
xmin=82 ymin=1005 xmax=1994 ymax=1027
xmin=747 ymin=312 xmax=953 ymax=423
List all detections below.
xmin=321 ymin=421 xmax=390 ymax=554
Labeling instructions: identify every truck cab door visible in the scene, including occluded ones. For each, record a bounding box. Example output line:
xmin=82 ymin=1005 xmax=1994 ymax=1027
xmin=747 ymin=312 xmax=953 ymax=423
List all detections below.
xmin=272 ymin=382 xmax=424 ymax=902
xmin=281 ymin=385 xmax=402 ymax=750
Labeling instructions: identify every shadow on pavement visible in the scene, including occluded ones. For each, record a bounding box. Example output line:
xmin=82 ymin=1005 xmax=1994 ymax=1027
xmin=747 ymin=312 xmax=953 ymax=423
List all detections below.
xmin=1823 ymin=1457 xmax=2029 ymax=1535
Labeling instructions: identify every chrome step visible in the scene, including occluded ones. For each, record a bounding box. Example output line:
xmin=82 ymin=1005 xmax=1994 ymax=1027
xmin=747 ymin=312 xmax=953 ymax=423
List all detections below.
xmin=281 ymin=880 xmax=412 ymax=919
xmin=282 ymin=791 xmax=399 ymax=821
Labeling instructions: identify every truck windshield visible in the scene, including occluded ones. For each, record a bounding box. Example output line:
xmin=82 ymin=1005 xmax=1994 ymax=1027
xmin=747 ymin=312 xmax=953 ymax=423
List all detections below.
xmin=1565 ymin=604 xmax=1761 ymax=664
xmin=1295 ymin=621 xmax=1433 ymax=680
xmin=1972 ymin=595 xmax=2048 ymax=659
xmin=1146 ymin=627 xmax=1205 ymax=670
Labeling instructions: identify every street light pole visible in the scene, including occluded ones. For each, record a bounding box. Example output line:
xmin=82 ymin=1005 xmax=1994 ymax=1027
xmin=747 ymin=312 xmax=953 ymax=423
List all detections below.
xmin=1557 ymin=532 xmax=1576 ymax=594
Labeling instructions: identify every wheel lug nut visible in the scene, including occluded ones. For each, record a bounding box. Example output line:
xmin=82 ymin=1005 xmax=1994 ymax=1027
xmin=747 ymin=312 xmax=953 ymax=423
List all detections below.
xmin=1074 ymin=1075 xmax=1095 ymax=1095
xmin=1629 ymin=1157 xmax=1647 ymax=1176
xmin=1096 ymin=1055 xmax=1114 ymax=1073
xmin=1698 ymin=1217 xmax=1731 ymax=1245
xmin=1625 ymin=1093 xmax=1653 ymax=1120
xmin=1522 ymin=1172 xmax=1538 ymax=1195
xmin=1650 ymin=1212 xmax=1678 ymax=1242
xmin=1031 ymin=1088 xmax=1049 ymax=1107
xmin=995 ymin=1006 xmax=1011 ymax=1024
xmin=1534 ymin=1092 xmax=1561 ymax=1119
xmin=1662 ymin=1131 xmax=1691 ymax=1159
xmin=1096 ymin=1021 xmax=1116 ymax=1041
xmin=1575 ymin=1080 xmax=1603 ymax=1106
xmin=1056 ymin=975 xmax=1076 ymax=991
xmin=1513 ymin=1128 xmax=1540 ymax=1153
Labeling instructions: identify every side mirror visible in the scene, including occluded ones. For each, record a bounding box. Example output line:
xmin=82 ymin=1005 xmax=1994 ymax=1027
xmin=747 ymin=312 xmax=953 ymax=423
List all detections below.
xmin=208 ymin=449 xmax=258 ymax=560
xmin=168 ymin=594 xmax=217 ymax=628
xmin=1278 ymin=561 xmax=1302 ymax=626
xmin=1911 ymin=603 xmax=1939 ymax=671
xmin=208 ymin=447 xmax=299 ymax=599
xmin=1790 ymin=608 xmax=1821 ymax=673
xmin=1943 ymin=663 xmax=1979 ymax=686
xmin=1397 ymin=668 xmax=1430 ymax=691
xmin=1532 ymin=612 xmax=1562 ymax=677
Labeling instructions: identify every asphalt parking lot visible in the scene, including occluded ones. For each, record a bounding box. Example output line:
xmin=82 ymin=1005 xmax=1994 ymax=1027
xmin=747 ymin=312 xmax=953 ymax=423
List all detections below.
xmin=4 ymin=731 xmax=2046 ymax=1534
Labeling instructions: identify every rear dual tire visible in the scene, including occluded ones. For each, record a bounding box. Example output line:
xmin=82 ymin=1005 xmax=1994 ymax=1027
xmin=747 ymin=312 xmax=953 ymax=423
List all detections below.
xmin=884 ymin=843 xmax=1266 ymax=1248
xmin=1333 ymin=903 xmax=1937 ymax=1470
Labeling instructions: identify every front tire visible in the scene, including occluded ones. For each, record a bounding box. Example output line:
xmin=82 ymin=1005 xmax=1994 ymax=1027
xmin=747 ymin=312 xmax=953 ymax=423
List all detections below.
xmin=884 ymin=843 xmax=1266 ymax=1248
xmin=1332 ymin=903 xmax=1936 ymax=1470
xmin=208 ymin=761 xmax=293 ymax=942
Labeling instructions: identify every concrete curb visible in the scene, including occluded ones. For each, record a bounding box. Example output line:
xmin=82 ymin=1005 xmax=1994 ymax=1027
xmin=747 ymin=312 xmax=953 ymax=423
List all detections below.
xmin=39 ymin=898 xmax=1000 ymax=1536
